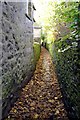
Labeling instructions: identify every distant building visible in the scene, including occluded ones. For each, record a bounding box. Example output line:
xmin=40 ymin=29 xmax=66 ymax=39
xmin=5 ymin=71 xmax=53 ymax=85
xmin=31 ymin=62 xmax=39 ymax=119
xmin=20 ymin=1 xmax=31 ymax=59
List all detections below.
xmin=33 ymin=26 xmax=42 ymax=44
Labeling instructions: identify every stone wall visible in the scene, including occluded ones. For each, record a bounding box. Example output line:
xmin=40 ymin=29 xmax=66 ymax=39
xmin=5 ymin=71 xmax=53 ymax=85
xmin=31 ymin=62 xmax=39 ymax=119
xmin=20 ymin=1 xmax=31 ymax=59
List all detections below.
xmin=1 ymin=1 xmax=35 ymax=118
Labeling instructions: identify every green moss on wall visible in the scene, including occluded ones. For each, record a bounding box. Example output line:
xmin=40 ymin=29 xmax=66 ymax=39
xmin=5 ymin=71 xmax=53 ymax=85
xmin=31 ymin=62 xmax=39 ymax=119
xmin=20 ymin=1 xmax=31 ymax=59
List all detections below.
xmin=33 ymin=42 xmax=41 ymax=63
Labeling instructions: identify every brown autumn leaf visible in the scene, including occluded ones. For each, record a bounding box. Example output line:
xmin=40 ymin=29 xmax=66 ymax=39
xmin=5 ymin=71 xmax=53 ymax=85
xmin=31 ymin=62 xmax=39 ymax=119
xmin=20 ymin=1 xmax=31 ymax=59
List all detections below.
xmin=33 ymin=113 xmax=39 ymax=119
xmin=6 ymin=48 xmax=68 ymax=120
xmin=48 ymin=99 xmax=55 ymax=103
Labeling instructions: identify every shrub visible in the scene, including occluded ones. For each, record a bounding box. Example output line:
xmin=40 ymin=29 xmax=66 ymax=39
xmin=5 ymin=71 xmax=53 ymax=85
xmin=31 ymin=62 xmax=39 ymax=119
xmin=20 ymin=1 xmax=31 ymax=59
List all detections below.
xmin=52 ymin=36 xmax=79 ymax=119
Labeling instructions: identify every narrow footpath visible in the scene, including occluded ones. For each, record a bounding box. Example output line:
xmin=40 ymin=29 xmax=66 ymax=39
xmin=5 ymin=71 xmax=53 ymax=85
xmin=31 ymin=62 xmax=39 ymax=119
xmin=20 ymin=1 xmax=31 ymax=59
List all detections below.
xmin=6 ymin=47 xmax=68 ymax=120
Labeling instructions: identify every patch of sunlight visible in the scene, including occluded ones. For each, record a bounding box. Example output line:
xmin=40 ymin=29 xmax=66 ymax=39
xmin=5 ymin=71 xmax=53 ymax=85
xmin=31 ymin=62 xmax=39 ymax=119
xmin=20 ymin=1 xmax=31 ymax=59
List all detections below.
xmin=58 ymin=46 xmax=71 ymax=53
xmin=47 ymin=31 xmax=55 ymax=43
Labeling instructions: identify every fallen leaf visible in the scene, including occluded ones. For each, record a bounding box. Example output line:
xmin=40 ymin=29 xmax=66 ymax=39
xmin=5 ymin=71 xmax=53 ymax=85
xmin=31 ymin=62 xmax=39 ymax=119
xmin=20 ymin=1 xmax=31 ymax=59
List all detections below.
xmin=34 ymin=113 xmax=39 ymax=118
xmin=30 ymin=101 xmax=36 ymax=106
xmin=13 ymin=109 xmax=17 ymax=113
xmin=54 ymin=97 xmax=58 ymax=100
xmin=55 ymin=110 xmax=59 ymax=115
xmin=30 ymin=107 xmax=35 ymax=110
xmin=48 ymin=99 xmax=54 ymax=103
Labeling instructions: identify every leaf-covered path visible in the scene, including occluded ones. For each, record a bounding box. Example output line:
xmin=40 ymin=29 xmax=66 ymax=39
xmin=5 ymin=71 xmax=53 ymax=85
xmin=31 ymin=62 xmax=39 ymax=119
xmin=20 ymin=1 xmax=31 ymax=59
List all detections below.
xmin=6 ymin=47 xmax=68 ymax=120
